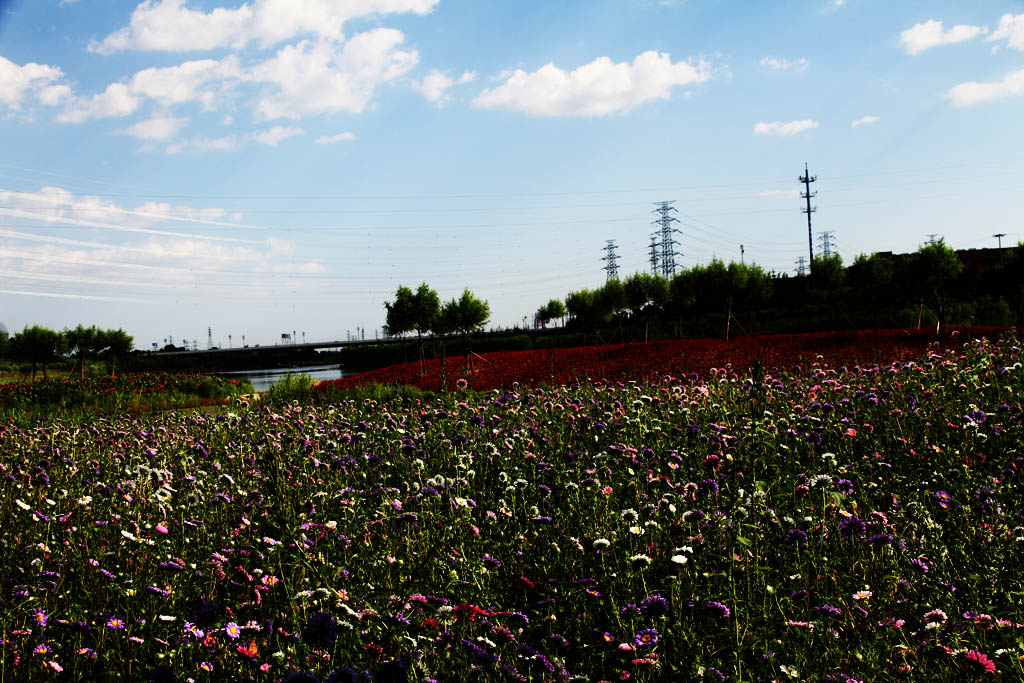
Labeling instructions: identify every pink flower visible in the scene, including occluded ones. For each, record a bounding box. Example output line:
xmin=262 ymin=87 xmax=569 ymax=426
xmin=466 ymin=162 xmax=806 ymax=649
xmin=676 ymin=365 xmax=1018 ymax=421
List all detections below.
xmin=965 ymin=649 xmax=997 ymax=674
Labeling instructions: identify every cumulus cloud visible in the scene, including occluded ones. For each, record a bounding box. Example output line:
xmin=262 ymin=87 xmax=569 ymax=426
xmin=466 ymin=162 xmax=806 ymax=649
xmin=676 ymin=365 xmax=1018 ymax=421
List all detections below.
xmin=899 ymin=20 xmax=986 ymax=55
xmin=0 ymin=57 xmax=66 ymax=110
xmin=473 ymin=51 xmax=711 ymax=117
xmin=948 ymin=67 xmax=1024 ymax=106
xmin=129 ymin=57 xmax=241 ymax=108
xmin=249 ymin=125 xmax=303 ymax=146
xmin=315 ymin=131 xmax=356 ymax=144
xmin=250 ymin=30 xmax=418 ymax=119
xmin=753 ymin=119 xmax=819 ymax=135
xmin=57 ymin=83 xmax=141 ymax=123
xmin=91 ymin=0 xmax=439 ymax=53
xmin=119 ymin=115 xmax=189 ymax=140
xmin=759 ymin=57 xmax=809 ymax=72
xmin=851 ymin=114 xmax=880 ymax=127
xmin=413 ymin=68 xmax=476 ymax=104
xmin=988 ymin=13 xmax=1024 ymax=51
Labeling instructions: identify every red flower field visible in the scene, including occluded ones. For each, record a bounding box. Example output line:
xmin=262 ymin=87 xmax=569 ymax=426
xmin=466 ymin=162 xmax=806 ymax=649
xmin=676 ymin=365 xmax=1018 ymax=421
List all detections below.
xmin=319 ymin=327 xmax=1013 ymax=393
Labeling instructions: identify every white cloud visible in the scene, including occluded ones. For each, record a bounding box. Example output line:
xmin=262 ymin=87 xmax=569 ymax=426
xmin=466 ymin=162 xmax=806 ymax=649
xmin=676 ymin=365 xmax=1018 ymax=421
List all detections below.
xmin=753 ymin=119 xmax=819 ymax=135
xmin=165 ymin=135 xmax=239 ymax=154
xmin=0 ymin=57 xmax=66 ymax=110
xmin=899 ymin=20 xmax=986 ymax=55
xmin=250 ymin=29 xmax=418 ymax=119
xmin=315 ymin=131 xmax=356 ymax=144
xmin=119 ymin=115 xmax=189 ymax=140
xmin=57 ymin=82 xmax=141 ymax=123
xmin=413 ymin=68 xmax=476 ymax=104
xmin=759 ymin=57 xmax=809 ymax=72
xmin=129 ymin=57 xmax=241 ymax=108
xmin=988 ymin=13 xmax=1024 ymax=51
xmin=91 ymin=0 xmax=438 ymax=53
xmin=948 ymin=67 xmax=1024 ymax=106
xmin=249 ymin=125 xmax=303 ymax=146
xmin=851 ymin=114 xmax=880 ymax=127
xmin=473 ymin=50 xmax=711 ymax=117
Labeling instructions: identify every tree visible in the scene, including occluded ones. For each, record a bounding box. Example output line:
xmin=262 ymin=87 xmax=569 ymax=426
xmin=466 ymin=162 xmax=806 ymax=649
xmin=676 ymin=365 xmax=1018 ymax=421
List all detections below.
xmin=385 ymin=283 xmax=440 ymax=373
xmin=11 ymin=325 xmax=64 ymax=379
xmin=98 ymin=328 xmax=133 ymax=374
xmin=441 ymin=288 xmax=490 ymax=370
xmin=536 ymin=299 xmax=566 ymax=328
xmin=565 ymin=289 xmax=596 ymax=337
xmin=384 ymin=285 xmax=415 ymax=338
xmin=906 ymin=239 xmax=962 ymax=332
xmin=64 ymin=324 xmax=100 ymax=378
xmin=623 ymin=272 xmax=669 ymax=317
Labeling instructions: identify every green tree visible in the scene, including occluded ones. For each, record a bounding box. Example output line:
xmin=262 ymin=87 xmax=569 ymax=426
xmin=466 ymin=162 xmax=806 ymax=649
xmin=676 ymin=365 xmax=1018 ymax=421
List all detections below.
xmin=565 ymin=289 xmax=596 ymax=338
xmin=386 ymin=283 xmax=441 ymax=373
xmin=907 ymin=239 xmax=962 ymax=332
xmin=441 ymin=288 xmax=490 ymax=369
xmin=536 ymin=299 xmax=566 ymax=328
xmin=384 ymin=285 xmax=415 ymax=338
xmin=64 ymin=324 xmax=100 ymax=378
xmin=98 ymin=328 xmax=133 ymax=374
xmin=11 ymin=325 xmax=64 ymax=379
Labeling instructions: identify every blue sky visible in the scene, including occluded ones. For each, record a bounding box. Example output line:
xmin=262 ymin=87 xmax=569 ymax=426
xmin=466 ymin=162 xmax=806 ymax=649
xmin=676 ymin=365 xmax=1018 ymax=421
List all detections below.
xmin=1 ymin=0 xmax=1023 ymax=349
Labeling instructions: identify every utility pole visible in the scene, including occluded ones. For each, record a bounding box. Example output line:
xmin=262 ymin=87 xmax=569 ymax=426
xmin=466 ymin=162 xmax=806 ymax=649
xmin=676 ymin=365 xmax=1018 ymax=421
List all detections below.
xmin=818 ymin=230 xmax=834 ymax=258
xmin=993 ymin=233 xmax=1006 ymax=249
xmin=799 ymin=163 xmax=816 ymax=273
xmin=652 ymin=201 xmax=681 ymax=278
xmin=602 ymin=239 xmax=620 ymax=281
xmin=795 ymin=256 xmax=807 ymax=277
xmin=648 ymin=235 xmax=660 ymax=275
xmin=740 ymin=244 xmax=745 ymax=264
xmin=228 ymin=334 xmax=232 ymax=349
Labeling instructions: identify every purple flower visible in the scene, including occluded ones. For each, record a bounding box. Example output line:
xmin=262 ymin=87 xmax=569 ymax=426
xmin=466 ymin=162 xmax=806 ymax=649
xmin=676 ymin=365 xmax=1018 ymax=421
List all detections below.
xmin=634 ymin=629 xmax=659 ymax=647
xmin=840 ymin=515 xmax=865 ymax=539
xmin=785 ymin=529 xmax=808 ymax=546
xmin=935 ymin=491 xmax=951 ymax=508
xmin=106 ymin=617 xmax=125 ymax=629
xmin=835 ymin=479 xmax=854 ymax=496
xmin=706 ymin=601 xmax=731 ymax=618
xmin=640 ymin=595 xmax=670 ymax=617
xmin=301 ymin=612 xmax=339 ymax=648
xmin=867 ymin=533 xmax=894 ymax=546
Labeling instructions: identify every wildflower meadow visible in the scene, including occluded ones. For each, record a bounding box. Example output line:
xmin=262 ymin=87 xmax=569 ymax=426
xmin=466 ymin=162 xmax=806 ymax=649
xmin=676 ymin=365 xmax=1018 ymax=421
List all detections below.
xmin=1 ymin=332 xmax=1022 ymax=681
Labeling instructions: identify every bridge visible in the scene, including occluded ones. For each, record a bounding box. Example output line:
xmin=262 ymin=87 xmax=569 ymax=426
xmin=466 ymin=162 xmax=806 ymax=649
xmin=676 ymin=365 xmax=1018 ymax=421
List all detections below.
xmin=150 ymin=336 xmax=404 ymax=357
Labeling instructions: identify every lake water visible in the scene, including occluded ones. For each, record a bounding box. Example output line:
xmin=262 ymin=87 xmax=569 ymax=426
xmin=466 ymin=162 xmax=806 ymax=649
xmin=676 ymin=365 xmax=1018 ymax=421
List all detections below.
xmin=216 ymin=364 xmax=347 ymax=393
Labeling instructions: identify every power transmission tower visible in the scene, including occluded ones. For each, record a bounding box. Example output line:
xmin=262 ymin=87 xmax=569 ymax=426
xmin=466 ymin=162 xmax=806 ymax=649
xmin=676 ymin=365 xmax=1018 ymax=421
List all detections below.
xmin=926 ymin=233 xmax=939 ymax=245
xmin=818 ymin=230 xmax=834 ymax=258
xmin=795 ymin=256 xmax=807 ymax=277
xmin=993 ymin=233 xmax=1006 ymax=249
xmin=652 ymin=201 xmax=681 ymax=277
xmin=602 ymin=239 xmax=620 ymax=281
xmin=740 ymin=244 xmax=745 ymax=264
xmin=206 ymin=327 xmax=213 ymax=350
xmin=649 ymin=235 xmax=660 ymax=275
xmin=799 ymin=163 xmax=817 ymax=272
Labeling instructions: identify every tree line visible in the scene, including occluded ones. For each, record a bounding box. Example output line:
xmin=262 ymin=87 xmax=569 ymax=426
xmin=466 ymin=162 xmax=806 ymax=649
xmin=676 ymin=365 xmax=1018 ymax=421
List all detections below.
xmin=0 ymin=324 xmax=133 ymax=379
xmin=540 ymin=240 xmax=1024 ymax=342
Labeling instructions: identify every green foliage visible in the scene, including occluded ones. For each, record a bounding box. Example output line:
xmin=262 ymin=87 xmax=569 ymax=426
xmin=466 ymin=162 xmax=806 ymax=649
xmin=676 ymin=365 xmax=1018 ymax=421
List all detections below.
xmin=623 ymin=271 xmax=669 ymax=315
xmin=264 ymin=372 xmax=316 ymax=404
xmin=441 ymin=288 xmax=491 ymax=338
xmin=536 ymin=298 xmax=566 ymax=326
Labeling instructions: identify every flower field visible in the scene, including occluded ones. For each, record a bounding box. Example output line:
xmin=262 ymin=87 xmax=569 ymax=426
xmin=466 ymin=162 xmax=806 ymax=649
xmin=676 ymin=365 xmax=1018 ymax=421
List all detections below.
xmin=318 ymin=328 xmax=1009 ymax=394
xmin=1 ymin=332 xmax=1023 ymax=681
